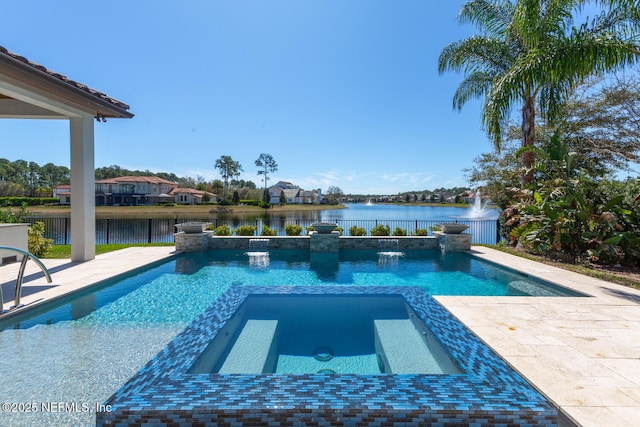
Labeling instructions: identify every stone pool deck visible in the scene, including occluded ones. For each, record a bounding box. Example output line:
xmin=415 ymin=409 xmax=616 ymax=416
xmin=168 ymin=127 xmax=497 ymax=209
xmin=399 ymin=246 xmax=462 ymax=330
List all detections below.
xmin=1 ymin=246 xmax=639 ymax=427
xmin=437 ymin=247 xmax=640 ymax=427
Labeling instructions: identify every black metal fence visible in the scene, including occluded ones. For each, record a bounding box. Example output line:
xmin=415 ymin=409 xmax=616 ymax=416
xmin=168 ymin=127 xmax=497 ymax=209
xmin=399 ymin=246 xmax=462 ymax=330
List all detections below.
xmin=26 ymin=217 xmax=501 ymax=245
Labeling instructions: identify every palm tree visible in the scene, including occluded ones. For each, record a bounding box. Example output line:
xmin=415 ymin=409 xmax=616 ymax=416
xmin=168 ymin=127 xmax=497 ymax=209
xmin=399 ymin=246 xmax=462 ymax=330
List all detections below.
xmin=439 ymin=0 xmax=640 ymax=186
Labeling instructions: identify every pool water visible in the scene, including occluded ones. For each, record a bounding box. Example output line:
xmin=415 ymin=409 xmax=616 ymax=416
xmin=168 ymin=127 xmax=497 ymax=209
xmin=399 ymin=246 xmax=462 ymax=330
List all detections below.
xmin=3 ymin=250 xmax=578 ymax=330
xmin=189 ymin=294 xmax=462 ymax=375
xmin=0 ymin=249 xmax=574 ymax=426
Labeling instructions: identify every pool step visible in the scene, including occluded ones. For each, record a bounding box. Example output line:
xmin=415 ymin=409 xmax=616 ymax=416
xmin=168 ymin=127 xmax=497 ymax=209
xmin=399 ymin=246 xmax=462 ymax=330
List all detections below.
xmin=374 ymin=319 xmax=447 ymax=374
xmin=218 ymin=319 xmax=278 ymax=374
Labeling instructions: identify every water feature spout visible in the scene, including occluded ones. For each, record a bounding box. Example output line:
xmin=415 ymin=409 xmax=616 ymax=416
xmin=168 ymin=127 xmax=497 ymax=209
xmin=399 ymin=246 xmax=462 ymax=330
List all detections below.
xmin=378 ymin=239 xmax=400 ymax=252
xmin=248 ymin=238 xmax=269 ymax=253
xmin=377 ymin=239 xmax=404 ymax=265
xmin=247 ymin=239 xmax=270 ymax=268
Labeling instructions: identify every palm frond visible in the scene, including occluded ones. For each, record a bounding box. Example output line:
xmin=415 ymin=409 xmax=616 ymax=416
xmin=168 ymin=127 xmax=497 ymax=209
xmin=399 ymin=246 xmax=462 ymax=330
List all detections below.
xmin=453 ymin=72 xmax=495 ymax=110
xmin=458 ymin=0 xmax=515 ymax=36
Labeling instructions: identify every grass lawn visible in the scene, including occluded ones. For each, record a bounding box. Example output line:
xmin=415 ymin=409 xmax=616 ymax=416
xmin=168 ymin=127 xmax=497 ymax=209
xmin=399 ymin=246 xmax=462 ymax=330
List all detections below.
xmin=45 ymin=243 xmax=175 ymax=259
xmin=484 ymin=245 xmax=640 ymax=290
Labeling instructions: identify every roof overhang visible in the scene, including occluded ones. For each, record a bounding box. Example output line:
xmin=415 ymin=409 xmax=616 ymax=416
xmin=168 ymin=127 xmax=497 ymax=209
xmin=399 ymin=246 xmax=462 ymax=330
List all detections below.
xmin=0 ymin=47 xmax=133 ymax=120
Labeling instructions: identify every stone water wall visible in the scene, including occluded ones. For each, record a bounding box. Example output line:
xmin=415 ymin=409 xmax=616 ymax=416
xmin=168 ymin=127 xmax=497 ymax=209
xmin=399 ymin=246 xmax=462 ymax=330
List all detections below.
xmin=175 ymin=233 xmax=468 ymax=252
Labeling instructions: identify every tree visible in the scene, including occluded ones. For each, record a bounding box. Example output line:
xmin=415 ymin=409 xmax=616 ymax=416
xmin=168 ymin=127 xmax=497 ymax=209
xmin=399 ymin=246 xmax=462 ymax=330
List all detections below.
xmin=439 ymin=0 xmax=640 ymax=186
xmin=469 ymin=70 xmax=640 ymax=201
xmin=211 ymin=179 xmax=224 ymax=196
xmin=214 ymin=155 xmax=243 ymax=202
xmin=326 ymin=186 xmax=343 ymax=204
xmin=255 ymin=153 xmax=278 ymax=202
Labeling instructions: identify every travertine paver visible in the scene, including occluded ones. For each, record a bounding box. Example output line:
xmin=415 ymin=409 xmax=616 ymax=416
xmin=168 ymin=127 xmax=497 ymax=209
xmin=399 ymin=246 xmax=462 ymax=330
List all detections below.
xmin=437 ymin=246 xmax=640 ymax=427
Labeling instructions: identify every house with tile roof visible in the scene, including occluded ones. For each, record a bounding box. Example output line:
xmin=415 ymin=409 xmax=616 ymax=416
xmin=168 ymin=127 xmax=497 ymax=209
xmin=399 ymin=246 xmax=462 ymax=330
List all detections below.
xmin=169 ymin=187 xmax=216 ymax=205
xmin=58 ymin=177 xmax=216 ymax=205
xmin=95 ymin=176 xmax=178 ymax=206
xmin=268 ymin=181 xmax=324 ymax=205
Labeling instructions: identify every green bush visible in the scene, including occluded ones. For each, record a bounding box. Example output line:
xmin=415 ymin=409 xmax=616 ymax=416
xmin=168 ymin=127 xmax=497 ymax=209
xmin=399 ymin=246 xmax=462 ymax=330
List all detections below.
xmin=214 ymin=225 xmax=231 ymax=236
xmin=0 ymin=197 xmax=59 ymax=207
xmin=306 ymin=225 xmax=315 ymax=234
xmin=334 ymin=226 xmax=343 ymax=236
xmin=370 ymin=224 xmax=390 ymax=236
xmin=392 ymin=227 xmax=407 ymax=236
xmin=260 ymin=225 xmax=278 ymax=236
xmin=285 ymin=224 xmax=303 ymax=236
xmin=234 ymin=225 xmax=257 ymax=236
xmin=28 ymin=221 xmax=53 ymax=257
xmin=349 ymin=226 xmax=366 ymax=236
xmin=0 ymin=203 xmax=31 ymax=223
xmin=412 ymin=228 xmax=428 ymax=236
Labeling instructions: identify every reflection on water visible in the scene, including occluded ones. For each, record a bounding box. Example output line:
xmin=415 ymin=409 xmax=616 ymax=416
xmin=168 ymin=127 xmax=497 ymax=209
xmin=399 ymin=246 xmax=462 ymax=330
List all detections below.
xmin=310 ymin=252 xmax=340 ymax=281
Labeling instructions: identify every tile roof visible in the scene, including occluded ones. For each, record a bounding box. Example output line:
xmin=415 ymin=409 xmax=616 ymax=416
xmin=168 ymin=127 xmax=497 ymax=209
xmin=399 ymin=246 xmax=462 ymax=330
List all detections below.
xmin=0 ymin=45 xmax=131 ymax=113
xmin=96 ymin=176 xmax=177 ymax=185
xmin=169 ymin=187 xmax=216 ymax=197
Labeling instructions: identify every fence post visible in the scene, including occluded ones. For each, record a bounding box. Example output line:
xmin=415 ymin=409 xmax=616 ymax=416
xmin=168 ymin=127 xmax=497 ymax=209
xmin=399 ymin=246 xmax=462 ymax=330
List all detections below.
xmin=106 ymin=219 xmax=110 ymax=245
xmin=148 ymin=218 xmax=153 ymax=243
xmin=496 ymin=219 xmax=500 ymax=245
xmin=64 ymin=217 xmax=69 ymax=245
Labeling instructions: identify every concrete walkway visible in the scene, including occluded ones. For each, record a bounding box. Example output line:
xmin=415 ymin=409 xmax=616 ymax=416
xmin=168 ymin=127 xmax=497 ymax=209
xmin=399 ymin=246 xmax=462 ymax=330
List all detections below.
xmin=1 ymin=246 xmax=639 ymax=427
xmin=437 ymin=247 xmax=640 ymax=427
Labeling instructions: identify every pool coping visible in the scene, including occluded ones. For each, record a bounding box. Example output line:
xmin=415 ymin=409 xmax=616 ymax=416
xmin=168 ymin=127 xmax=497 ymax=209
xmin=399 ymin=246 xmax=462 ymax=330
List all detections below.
xmin=96 ymin=285 xmax=558 ymax=426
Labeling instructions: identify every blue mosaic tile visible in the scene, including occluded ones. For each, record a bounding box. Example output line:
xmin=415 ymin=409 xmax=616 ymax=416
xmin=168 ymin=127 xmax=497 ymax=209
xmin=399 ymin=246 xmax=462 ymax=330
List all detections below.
xmin=97 ymin=286 xmax=558 ymax=426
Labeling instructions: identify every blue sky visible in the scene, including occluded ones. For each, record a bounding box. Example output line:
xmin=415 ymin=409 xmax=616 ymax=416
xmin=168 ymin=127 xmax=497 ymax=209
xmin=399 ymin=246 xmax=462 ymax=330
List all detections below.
xmin=1 ymin=0 xmax=490 ymax=194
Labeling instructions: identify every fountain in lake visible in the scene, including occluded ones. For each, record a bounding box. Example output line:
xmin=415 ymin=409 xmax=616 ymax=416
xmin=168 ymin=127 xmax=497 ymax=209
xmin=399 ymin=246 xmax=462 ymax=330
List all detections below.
xmin=466 ymin=190 xmax=497 ymax=219
xmin=247 ymin=239 xmax=270 ymax=268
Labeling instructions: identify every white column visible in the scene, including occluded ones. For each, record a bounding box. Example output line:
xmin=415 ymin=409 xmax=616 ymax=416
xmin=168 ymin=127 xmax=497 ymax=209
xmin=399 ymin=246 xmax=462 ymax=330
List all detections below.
xmin=70 ymin=115 xmax=95 ymax=262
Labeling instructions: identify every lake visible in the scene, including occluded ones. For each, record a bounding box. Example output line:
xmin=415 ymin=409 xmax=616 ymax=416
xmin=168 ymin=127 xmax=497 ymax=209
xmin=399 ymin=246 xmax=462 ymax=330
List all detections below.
xmin=30 ymin=203 xmax=501 ymax=245
xmin=321 ymin=203 xmax=498 ymax=221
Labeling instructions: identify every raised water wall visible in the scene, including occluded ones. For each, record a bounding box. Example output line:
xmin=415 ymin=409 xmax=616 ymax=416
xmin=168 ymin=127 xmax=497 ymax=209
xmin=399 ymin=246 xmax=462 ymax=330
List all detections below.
xmin=175 ymin=233 xmax=465 ymax=252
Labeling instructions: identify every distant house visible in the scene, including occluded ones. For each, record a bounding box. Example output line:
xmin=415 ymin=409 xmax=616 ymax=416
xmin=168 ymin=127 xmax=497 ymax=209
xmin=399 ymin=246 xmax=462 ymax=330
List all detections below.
xmin=267 ymin=181 xmax=323 ymax=204
xmin=169 ymin=187 xmax=216 ymax=205
xmin=463 ymin=191 xmax=476 ymax=204
xmin=59 ymin=177 xmax=216 ymax=206
xmin=95 ymin=176 xmax=178 ymax=206
xmin=53 ymin=184 xmax=71 ymax=205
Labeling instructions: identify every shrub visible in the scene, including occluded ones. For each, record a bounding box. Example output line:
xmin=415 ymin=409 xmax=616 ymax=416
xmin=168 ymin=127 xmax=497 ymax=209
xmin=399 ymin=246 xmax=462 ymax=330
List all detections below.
xmin=0 ymin=203 xmax=31 ymax=223
xmin=370 ymin=224 xmax=390 ymax=236
xmin=214 ymin=225 xmax=231 ymax=236
xmin=349 ymin=226 xmax=366 ymax=236
xmin=0 ymin=197 xmax=59 ymax=207
xmin=260 ymin=225 xmax=278 ymax=236
xmin=392 ymin=227 xmax=407 ymax=236
xmin=306 ymin=225 xmax=315 ymax=234
xmin=234 ymin=225 xmax=257 ymax=236
xmin=334 ymin=227 xmax=344 ymax=236
xmin=28 ymin=221 xmax=53 ymax=258
xmin=412 ymin=228 xmax=428 ymax=236
xmin=285 ymin=224 xmax=303 ymax=236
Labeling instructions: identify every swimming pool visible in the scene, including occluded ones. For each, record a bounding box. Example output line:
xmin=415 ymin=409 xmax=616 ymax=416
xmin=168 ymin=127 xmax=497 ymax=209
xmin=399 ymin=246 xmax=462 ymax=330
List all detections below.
xmin=98 ymin=286 xmax=558 ymax=426
xmin=0 ymin=249 xmax=574 ymax=426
